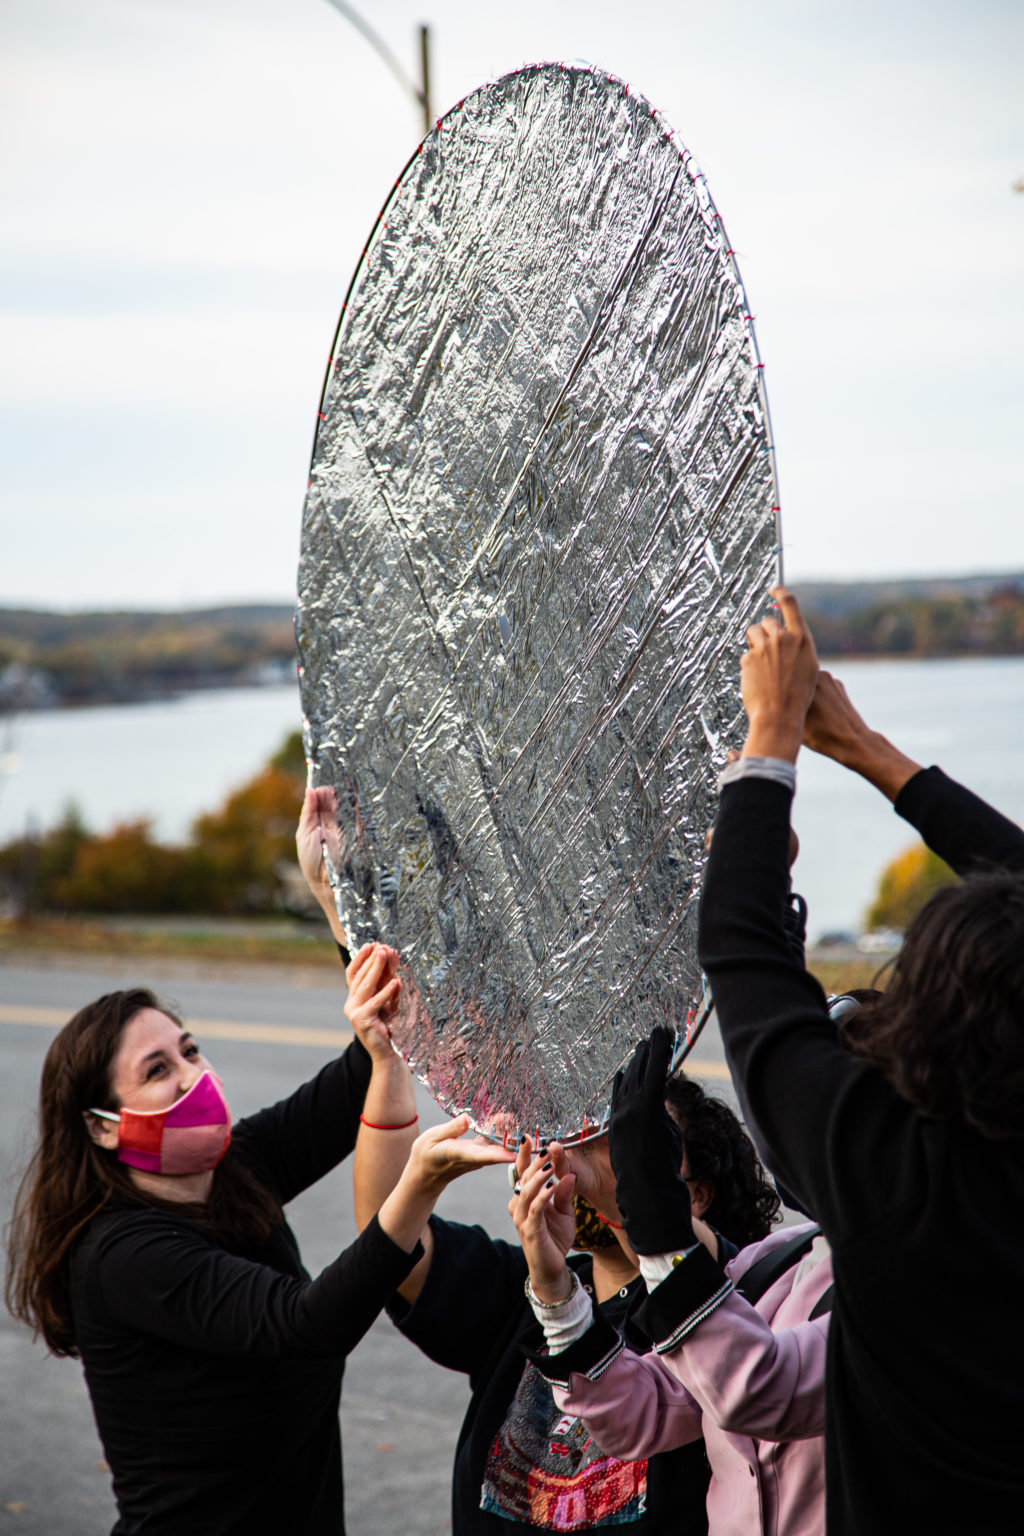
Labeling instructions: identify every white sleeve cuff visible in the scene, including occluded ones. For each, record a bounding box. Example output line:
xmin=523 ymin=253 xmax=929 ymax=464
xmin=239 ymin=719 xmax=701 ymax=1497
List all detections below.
xmin=718 ymin=756 xmax=797 ymax=793
xmin=639 ymin=1245 xmax=702 ymax=1291
xmin=526 ymin=1271 xmax=596 ymax=1353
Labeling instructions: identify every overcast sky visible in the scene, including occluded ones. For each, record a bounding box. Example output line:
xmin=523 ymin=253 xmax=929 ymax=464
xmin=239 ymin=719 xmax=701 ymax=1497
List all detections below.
xmin=2 ymin=0 xmax=1021 ymax=610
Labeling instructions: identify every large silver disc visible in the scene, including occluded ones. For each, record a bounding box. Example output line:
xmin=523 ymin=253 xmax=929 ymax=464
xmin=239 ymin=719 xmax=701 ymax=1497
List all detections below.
xmin=297 ymin=62 xmax=780 ymax=1143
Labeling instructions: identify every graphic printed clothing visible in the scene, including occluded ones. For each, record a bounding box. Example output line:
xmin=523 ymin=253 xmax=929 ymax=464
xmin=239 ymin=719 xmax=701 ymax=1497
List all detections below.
xmin=528 ymin=1224 xmax=830 ymax=1536
xmin=481 ymin=1359 xmax=648 ymax=1529
xmin=389 ymin=1215 xmax=711 ymax=1535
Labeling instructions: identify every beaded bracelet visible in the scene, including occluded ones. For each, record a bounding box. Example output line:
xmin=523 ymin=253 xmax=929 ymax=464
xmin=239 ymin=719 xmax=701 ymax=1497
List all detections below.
xmin=524 ymin=1270 xmax=580 ymax=1309
xmin=359 ymin=1113 xmax=419 ymax=1130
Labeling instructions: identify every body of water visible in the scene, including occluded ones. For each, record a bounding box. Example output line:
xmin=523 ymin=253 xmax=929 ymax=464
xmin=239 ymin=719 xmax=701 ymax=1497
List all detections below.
xmin=0 ymin=684 xmax=302 ymax=847
xmin=3 ymin=659 xmax=1024 ymax=939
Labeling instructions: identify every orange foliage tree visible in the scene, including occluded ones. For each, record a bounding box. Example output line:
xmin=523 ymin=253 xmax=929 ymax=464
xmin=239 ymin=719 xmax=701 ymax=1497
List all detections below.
xmin=54 ymin=820 xmax=201 ymax=913
xmin=865 ymin=842 xmax=956 ymax=932
xmin=0 ymin=731 xmax=308 ymax=916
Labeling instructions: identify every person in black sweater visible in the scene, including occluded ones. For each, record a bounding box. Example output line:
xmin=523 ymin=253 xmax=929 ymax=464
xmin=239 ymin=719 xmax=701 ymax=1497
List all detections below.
xmin=5 ymin=930 xmax=514 ymax=1535
xmin=698 ymin=586 xmax=1024 ymax=1534
xmin=353 ymin=1016 xmax=781 ymax=1535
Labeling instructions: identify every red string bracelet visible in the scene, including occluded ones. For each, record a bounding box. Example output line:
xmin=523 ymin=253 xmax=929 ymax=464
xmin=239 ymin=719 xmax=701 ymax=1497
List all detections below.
xmin=359 ymin=1113 xmax=419 ymax=1131
xmin=595 ymin=1209 xmax=625 ymax=1230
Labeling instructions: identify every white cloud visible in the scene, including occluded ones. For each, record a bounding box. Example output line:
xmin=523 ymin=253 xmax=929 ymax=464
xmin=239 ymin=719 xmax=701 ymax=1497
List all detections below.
xmin=2 ymin=0 xmax=1022 ymax=605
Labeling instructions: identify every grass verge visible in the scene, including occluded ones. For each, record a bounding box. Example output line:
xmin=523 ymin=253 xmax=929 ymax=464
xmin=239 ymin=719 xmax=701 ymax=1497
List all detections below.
xmin=0 ymin=917 xmax=340 ymax=968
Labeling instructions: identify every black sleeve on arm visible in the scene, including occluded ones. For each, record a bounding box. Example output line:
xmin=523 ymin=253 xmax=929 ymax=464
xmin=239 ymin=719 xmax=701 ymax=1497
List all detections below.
xmin=231 ymin=1039 xmax=372 ymax=1205
xmin=95 ymin=1209 xmax=421 ymax=1360
xmin=387 ymin=1216 xmax=529 ymax=1383
xmin=895 ymin=766 xmax=1024 ymax=876
xmin=520 ymin=1316 xmax=624 ymax=1392
xmin=698 ymin=777 xmax=908 ymax=1235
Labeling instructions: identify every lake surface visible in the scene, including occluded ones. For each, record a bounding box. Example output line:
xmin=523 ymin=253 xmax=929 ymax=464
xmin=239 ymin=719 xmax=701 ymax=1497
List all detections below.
xmin=3 ymin=658 xmax=1024 ymax=939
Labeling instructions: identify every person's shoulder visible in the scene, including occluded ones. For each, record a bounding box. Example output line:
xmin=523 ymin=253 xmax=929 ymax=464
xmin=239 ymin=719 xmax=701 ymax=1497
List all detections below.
xmin=79 ymin=1202 xmax=211 ymax=1269
xmin=725 ymin=1221 xmax=819 ymax=1282
xmin=426 ymin=1213 xmax=525 ymax=1275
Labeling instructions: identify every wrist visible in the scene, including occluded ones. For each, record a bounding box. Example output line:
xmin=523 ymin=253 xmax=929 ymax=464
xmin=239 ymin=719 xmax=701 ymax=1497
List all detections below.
xmin=525 ymin=1268 xmax=577 ymax=1308
xmin=841 ymin=731 xmax=921 ymax=800
xmin=742 ymin=719 xmax=803 ymax=763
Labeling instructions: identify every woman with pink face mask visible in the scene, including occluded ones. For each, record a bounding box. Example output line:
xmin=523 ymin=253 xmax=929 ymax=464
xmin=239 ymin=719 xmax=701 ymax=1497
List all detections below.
xmin=5 ymin=940 xmax=513 ymax=1535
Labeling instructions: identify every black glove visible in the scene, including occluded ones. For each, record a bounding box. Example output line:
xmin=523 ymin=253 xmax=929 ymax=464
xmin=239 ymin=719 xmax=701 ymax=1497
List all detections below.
xmin=607 ymin=1026 xmax=695 ymax=1256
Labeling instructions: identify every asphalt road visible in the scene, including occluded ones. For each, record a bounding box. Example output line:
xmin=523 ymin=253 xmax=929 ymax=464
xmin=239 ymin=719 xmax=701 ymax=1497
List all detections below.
xmin=0 ymin=954 xmax=732 ymax=1535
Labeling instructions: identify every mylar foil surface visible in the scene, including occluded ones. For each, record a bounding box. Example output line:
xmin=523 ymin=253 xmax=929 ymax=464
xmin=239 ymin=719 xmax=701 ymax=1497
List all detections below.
xmin=297 ymin=62 xmax=780 ymax=1143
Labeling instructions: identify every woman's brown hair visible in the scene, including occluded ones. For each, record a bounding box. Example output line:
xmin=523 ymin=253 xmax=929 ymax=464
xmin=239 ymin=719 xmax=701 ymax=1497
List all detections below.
xmin=841 ymin=871 xmax=1024 ymax=1141
xmin=5 ymin=989 xmax=282 ymax=1356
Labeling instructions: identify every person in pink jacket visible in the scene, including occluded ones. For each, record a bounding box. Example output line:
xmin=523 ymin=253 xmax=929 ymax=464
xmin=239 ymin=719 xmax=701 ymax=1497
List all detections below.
xmin=513 ymin=1029 xmax=830 ymax=1536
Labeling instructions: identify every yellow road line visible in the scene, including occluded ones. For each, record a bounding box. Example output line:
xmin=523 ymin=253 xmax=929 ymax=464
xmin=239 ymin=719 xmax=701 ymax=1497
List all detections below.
xmin=0 ymin=1003 xmax=352 ymax=1050
xmin=0 ymin=1003 xmax=730 ymax=1080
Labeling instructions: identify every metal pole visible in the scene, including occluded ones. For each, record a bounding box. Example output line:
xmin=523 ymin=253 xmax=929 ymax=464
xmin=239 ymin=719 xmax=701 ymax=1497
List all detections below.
xmin=322 ymin=0 xmax=427 ymax=120
xmin=419 ymin=24 xmax=433 ymax=137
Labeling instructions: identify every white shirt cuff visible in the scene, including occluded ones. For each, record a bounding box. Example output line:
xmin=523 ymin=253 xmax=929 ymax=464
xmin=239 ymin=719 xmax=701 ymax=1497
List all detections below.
xmin=718 ymin=756 xmax=797 ymax=793
xmin=639 ymin=1245 xmax=702 ymax=1291
xmin=526 ymin=1272 xmax=596 ymax=1353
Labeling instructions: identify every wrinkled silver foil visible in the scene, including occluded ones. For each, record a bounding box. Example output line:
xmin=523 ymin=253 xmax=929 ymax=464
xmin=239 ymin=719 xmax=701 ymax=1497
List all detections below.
xmin=297 ymin=63 xmax=780 ymax=1143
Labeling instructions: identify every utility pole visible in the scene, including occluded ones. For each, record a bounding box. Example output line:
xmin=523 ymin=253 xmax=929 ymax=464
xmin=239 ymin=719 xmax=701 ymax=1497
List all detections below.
xmin=322 ymin=1 xmax=433 ymax=134
xmin=419 ymin=24 xmax=432 ymax=137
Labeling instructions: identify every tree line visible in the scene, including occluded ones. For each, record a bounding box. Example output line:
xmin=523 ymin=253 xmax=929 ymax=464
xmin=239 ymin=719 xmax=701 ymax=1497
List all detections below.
xmin=0 ymin=733 xmax=308 ymax=917
xmin=1 ymin=724 xmax=953 ymax=939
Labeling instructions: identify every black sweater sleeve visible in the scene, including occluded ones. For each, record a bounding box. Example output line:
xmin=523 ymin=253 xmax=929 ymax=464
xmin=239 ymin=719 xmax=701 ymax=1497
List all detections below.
xmin=894 ymin=766 xmax=1024 ymax=875
xmin=90 ymin=1208 xmax=422 ymax=1359
xmin=231 ymin=1038 xmax=372 ymax=1205
xmin=387 ymin=1216 xmax=528 ymax=1384
xmin=697 ymin=776 xmax=919 ymax=1233
xmin=698 ymin=765 xmax=1024 ymax=1235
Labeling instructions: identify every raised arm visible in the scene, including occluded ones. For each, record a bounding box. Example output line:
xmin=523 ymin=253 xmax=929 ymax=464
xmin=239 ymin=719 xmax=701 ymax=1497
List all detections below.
xmin=347 ymin=942 xmax=426 ymax=1298
xmin=348 ymin=944 xmax=516 ymax=1300
xmin=805 ymin=668 xmax=1024 ymax=874
xmin=699 ymin=590 xmax=902 ymax=1226
xmin=296 ymin=785 xmax=349 ymax=951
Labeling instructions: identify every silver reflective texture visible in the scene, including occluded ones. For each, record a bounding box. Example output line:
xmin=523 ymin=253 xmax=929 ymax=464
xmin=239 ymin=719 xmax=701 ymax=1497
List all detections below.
xmin=297 ymin=62 xmax=780 ymax=1143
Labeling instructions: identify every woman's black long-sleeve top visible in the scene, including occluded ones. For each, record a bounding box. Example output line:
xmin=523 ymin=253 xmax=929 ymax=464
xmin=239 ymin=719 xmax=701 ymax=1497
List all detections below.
xmin=71 ymin=1039 xmax=422 ymax=1536
xmin=698 ymin=766 xmax=1024 ymax=1536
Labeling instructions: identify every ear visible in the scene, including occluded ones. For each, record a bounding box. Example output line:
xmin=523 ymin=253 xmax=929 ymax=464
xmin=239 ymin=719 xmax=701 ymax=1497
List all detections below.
xmin=687 ymin=1176 xmax=715 ymax=1221
xmin=82 ymin=1111 xmax=119 ymax=1153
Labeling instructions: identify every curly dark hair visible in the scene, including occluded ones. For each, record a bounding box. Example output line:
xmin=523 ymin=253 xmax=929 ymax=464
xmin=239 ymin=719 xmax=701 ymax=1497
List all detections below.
xmin=665 ymin=1073 xmax=781 ymax=1247
xmin=840 ymin=871 xmax=1024 ymax=1142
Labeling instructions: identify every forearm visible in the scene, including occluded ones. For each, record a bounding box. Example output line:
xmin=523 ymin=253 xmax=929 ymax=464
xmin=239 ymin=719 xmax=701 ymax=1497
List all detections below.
xmin=818 ymin=725 xmax=920 ymax=802
xmin=352 ymin=1053 xmax=419 ymax=1232
xmin=697 ymin=777 xmax=848 ymax=1212
xmin=318 ymin=892 xmax=348 ymax=947
xmin=544 ymin=1343 xmax=702 ymax=1458
xmin=377 ymin=1163 xmax=445 ymax=1254
xmin=894 ymin=766 xmax=1024 ymax=875
xmin=657 ymin=1291 xmax=827 ymax=1440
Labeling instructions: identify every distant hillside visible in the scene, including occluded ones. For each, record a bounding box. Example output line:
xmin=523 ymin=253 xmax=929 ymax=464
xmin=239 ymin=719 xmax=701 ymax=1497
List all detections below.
xmin=794 ymin=573 xmax=1024 ymax=618
xmin=793 ymin=573 xmax=1024 ymax=659
xmin=4 ymin=573 xmax=1024 ymax=708
xmin=0 ymin=605 xmax=296 ymax=708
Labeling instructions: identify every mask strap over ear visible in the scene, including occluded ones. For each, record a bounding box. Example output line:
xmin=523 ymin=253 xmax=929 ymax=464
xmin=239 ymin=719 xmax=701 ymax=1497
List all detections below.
xmin=87 ymin=1108 xmax=120 ymax=1123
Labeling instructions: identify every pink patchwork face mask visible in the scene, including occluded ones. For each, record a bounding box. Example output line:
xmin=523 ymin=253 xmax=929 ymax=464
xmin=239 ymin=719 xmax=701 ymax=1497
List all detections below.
xmin=90 ymin=1070 xmax=232 ymax=1176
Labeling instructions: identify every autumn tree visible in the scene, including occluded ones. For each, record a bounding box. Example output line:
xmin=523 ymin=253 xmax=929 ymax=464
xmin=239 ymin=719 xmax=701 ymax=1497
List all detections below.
xmin=185 ymin=731 xmax=306 ymax=912
xmin=866 ymin=842 xmax=956 ymax=932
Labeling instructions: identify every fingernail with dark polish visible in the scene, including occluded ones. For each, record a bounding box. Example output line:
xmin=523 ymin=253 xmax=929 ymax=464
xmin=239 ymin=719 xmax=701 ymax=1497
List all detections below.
xmin=544 ymin=1177 xmax=556 ymax=1189
xmin=542 ymin=1162 xmax=552 ymax=1172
